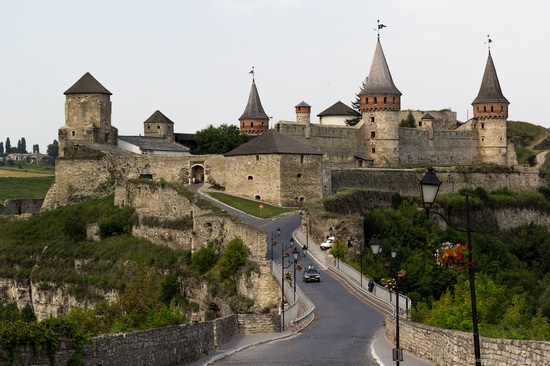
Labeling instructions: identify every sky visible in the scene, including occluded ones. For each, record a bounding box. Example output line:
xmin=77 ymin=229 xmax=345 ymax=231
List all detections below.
xmin=1 ymin=0 xmax=549 ymax=153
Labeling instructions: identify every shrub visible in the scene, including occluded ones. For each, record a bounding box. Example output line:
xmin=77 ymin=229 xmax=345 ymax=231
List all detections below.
xmin=192 ymin=244 xmax=218 ymax=273
xmin=218 ymin=238 xmax=249 ymax=278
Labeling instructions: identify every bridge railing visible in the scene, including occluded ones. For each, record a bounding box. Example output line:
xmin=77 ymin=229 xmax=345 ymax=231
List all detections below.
xmin=328 ymin=258 xmax=411 ymax=317
xmin=271 ymin=261 xmax=315 ymax=331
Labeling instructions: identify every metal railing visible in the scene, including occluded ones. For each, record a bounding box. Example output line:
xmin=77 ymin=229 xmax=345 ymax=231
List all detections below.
xmin=330 ymin=258 xmax=411 ymax=316
xmin=271 ymin=261 xmax=315 ymax=331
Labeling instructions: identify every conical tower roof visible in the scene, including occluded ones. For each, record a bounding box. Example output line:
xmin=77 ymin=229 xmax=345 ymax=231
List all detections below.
xmin=225 ymin=129 xmax=322 ymax=156
xmin=144 ymin=110 xmax=174 ymax=124
xmin=472 ymin=51 xmax=509 ymax=105
xmin=239 ymin=81 xmax=269 ymax=120
xmin=360 ymin=39 xmax=401 ymax=96
xmin=64 ymin=72 xmax=112 ymax=95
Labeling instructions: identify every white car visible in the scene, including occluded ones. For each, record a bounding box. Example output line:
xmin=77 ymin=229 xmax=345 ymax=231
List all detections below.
xmin=320 ymin=237 xmax=335 ymax=251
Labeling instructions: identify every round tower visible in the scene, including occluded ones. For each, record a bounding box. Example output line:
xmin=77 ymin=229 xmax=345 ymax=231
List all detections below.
xmin=59 ymin=72 xmax=117 ymax=157
xmin=360 ymin=38 xmax=402 ymax=166
xmin=239 ymin=80 xmax=269 ymax=135
xmin=295 ymin=101 xmax=311 ymax=125
xmin=472 ymin=51 xmax=510 ymax=165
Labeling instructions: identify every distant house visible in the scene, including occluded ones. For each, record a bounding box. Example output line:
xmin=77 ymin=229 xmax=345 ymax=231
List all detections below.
xmin=6 ymin=153 xmax=53 ymax=163
xmin=118 ymin=136 xmax=191 ymax=156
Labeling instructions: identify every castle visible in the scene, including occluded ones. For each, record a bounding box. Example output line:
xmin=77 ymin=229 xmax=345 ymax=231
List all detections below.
xmin=271 ymin=37 xmax=516 ymax=168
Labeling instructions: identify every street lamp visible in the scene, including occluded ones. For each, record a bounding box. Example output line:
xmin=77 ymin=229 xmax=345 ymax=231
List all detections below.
xmin=270 ymin=227 xmax=280 ymax=260
xmin=370 ymin=237 xmax=403 ymax=365
xmin=420 ymin=167 xmax=481 ymax=366
xmin=280 ymin=237 xmax=307 ymax=330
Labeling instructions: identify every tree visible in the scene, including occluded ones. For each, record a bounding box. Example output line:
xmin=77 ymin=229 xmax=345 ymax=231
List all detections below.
xmin=400 ymin=110 xmax=416 ymax=128
xmin=17 ymin=138 xmax=27 ymax=153
xmin=5 ymin=138 xmax=11 ymax=154
xmin=32 ymin=144 xmax=39 ymax=154
xmin=193 ymin=124 xmax=250 ymax=154
xmin=47 ymin=140 xmax=59 ymax=158
xmin=0 ymin=142 xmax=3 ymax=155
xmin=345 ymin=77 xmax=368 ymax=126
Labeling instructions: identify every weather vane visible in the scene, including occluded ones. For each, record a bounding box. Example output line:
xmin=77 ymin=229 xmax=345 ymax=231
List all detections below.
xmin=485 ymin=34 xmax=493 ymax=52
xmin=249 ymin=66 xmax=255 ymax=82
xmin=375 ymin=20 xmax=386 ymax=39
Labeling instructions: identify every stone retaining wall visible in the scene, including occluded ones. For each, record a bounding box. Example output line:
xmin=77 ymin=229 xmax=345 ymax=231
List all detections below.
xmin=0 ymin=199 xmax=43 ymax=215
xmin=385 ymin=317 xmax=550 ymax=365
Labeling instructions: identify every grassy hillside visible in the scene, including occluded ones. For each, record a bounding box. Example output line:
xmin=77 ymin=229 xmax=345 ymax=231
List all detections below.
xmin=0 ymin=164 xmax=55 ymax=200
xmin=507 ymin=121 xmax=550 ymax=165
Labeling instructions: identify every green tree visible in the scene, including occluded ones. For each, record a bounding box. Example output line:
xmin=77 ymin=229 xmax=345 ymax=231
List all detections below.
xmin=47 ymin=140 xmax=59 ymax=158
xmin=0 ymin=141 xmax=4 ymax=155
xmin=218 ymin=238 xmax=249 ymax=278
xmin=193 ymin=124 xmax=250 ymax=154
xmin=33 ymin=144 xmax=39 ymax=154
xmin=5 ymin=138 xmax=11 ymax=154
xmin=192 ymin=244 xmax=217 ymax=273
xmin=17 ymin=138 xmax=27 ymax=153
xmin=400 ymin=110 xmax=416 ymax=127
xmin=345 ymin=76 xmax=367 ymax=126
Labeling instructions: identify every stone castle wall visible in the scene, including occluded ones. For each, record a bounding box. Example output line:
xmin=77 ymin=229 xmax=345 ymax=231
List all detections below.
xmin=0 ymin=199 xmax=43 ymax=215
xmin=386 ymin=317 xmax=550 ymax=366
xmin=398 ymin=128 xmax=479 ymax=166
xmin=329 ymin=167 xmax=543 ymax=197
xmin=43 ymin=154 xmax=228 ymax=210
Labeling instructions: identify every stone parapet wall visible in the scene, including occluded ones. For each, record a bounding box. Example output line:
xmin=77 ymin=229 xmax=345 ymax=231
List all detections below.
xmin=329 ymin=167 xmax=543 ymax=197
xmin=0 ymin=314 xmax=283 ymax=366
xmin=385 ymin=317 xmax=550 ymax=366
xmin=237 ymin=313 xmax=280 ymax=333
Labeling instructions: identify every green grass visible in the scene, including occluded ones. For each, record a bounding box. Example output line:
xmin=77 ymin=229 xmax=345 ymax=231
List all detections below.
xmin=0 ymin=176 xmax=55 ymax=200
xmin=0 ymin=164 xmax=55 ymax=175
xmin=207 ymin=192 xmax=297 ymax=218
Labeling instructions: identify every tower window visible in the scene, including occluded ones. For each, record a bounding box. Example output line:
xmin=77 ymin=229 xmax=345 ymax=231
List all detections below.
xmin=419 ymin=121 xmax=422 ymax=127
xmin=501 ymin=106 xmax=503 ymax=112
xmin=300 ymin=155 xmax=304 ymax=164
xmin=383 ymin=97 xmax=387 ymax=104
xmin=371 ymin=147 xmax=376 ymax=154
xmin=371 ymin=131 xmax=376 ymax=139
xmin=370 ymin=116 xmax=375 ymax=123
xmin=481 ymin=123 xmax=485 ymax=129
xmin=255 ymin=195 xmax=261 ymax=200
xmin=374 ymin=97 xmax=378 ymax=105
xmin=251 ymin=122 xmax=254 ymax=127
xmin=393 ymin=97 xmax=396 ymax=104
xmin=256 ymin=155 xmax=259 ymax=161
xmin=248 ymin=176 xmax=253 ymax=180
xmin=491 ymin=106 xmax=494 ymax=112
xmin=297 ymin=173 xmax=302 ymax=178
xmin=72 ymin=131 xmax=76 ymax=136
xmin=157 ymin=125 xmax=160 ymax=129
xmin=483 ymin=106 xmax=487 ymax=112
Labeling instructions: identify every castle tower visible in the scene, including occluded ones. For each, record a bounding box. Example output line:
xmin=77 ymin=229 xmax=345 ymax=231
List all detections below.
xmin=143 ymin=110 xmax=175 ymax=141
xmin=359 ymin=38 xmax=402 ymax=166
xmin=295 ymin=101 xmax=311 ymax=125
xmin=472 ymin=50 xmax=509 ymax=165
xmin=59 ymin=72 xmax=118 ymax=156
xmin=239 ymin=80 xmax=269 ymax=135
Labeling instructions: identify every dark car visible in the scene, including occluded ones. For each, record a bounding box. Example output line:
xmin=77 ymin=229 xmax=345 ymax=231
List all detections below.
xmin=302 ymin=268 xmax=321 ymax=282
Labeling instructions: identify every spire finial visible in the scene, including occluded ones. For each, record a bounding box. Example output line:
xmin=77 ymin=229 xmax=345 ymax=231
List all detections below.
xmin=375 ymin=20 xmax=387 ymax=39
xmin=485 ymin=34 xmax=492 ymax=52
xmin=249 ymin=66 xmax=255 ymax=82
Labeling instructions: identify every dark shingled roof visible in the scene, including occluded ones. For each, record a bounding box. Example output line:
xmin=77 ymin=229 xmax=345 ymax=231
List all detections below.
xmin=295 ymin=101 xmax=311 ymax=108
xmin=119 ymin=136 xmax=190 ymax=153
xmin=144 ymin=110 xmax=174 ymax=124
xmin=64 ymin=72 xmax=112 ymax=95
xmin=472 ymin=51 xmax=509 ymax=105
xmin=359 ymin=39 xmax=401 ymax=96
xmin=239 ymin=81 xmax=269 ymax=120
xmin=317 ymin=101 xmax=359 ymax=117
xmin=421 ymin=113 xmax=435 ymax=120
xmin=225 ymin=129 xmax=322 ymax=156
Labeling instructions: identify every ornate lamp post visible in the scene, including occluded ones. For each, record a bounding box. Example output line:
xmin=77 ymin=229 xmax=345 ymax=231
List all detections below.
xmin=370 ymin=236 xmax=403 ymax=365
xmin=420 ymin=167 xmax=481 ymax=366
xmin=280 ymin=237 xmax=307 ymax=330
xmin=270 ymin=227 xmax=280 ymax=260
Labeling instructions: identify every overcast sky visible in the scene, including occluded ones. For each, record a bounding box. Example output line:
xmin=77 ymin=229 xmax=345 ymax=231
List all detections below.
xmin=1 ymin=0 xmax=549 ymax=153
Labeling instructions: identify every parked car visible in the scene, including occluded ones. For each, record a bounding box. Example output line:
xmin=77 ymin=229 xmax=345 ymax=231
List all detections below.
xmin=302 ymin=268 xmax=321 ymax=282
xmin=320 ymin=236 xmax=335 ymax=251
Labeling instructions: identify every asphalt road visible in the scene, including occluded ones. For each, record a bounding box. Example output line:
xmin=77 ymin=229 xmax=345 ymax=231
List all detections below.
xmin=193 ymin=185 xmax=385 ymax=365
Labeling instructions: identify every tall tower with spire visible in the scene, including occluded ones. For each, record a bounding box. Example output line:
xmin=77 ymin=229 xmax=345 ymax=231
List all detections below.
xmin=58 ymin=72 xmax=118 ymax=157
xmin=239 ymin=69 xmax=270 ymax=135
xmin=359 ymin=32 xmax=402 ymax=166
xmin=472 ymin=49 xmax=509 ymax=165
